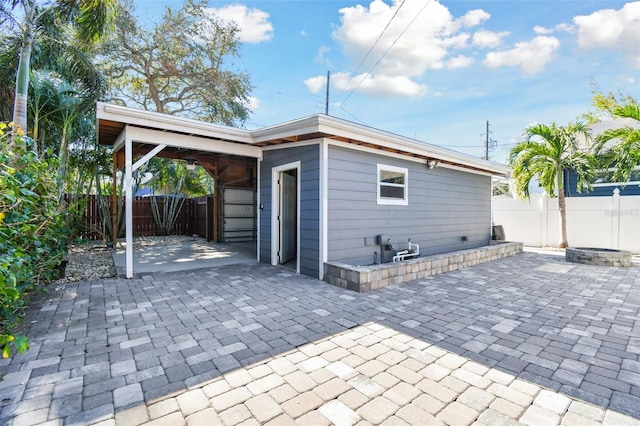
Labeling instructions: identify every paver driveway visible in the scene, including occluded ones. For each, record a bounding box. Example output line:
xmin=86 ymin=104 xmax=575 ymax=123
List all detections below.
xmin=0 ymin=251 xmax=639 ymax=425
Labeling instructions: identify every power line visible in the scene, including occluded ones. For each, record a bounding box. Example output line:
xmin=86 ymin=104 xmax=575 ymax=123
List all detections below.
xmin=336 ymin=105 xmax=367 ymax=125
xmin=340 ymin=0 xmax=433 ymax=106
xmin=334 ymin=0 xmax=407 ymax=103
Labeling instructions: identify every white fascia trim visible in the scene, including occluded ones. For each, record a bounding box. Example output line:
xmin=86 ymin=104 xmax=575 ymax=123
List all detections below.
xmin=327 ymin=139 xmax=425 ymax=164
xmin=328 ymin=139 xmax=495 ymax=178
xmin=125 ymin=125 xmax=262 ymax=159
xmin=251 ymin=116 xmax=322 ymax=143
xmin=260 ymin=139 xmax=322 ymax=152
xmin=315 ymin=115 xmax=510 ymax=175
xmin=98 ymin=102 xmax=253 ymax=144
xmin=99 ymin=103 xmax=509 ymax=175
xmin=438 ymin=162 xmax=494 ymax=177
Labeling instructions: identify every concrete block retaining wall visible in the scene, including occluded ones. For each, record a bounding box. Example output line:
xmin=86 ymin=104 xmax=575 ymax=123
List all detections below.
xmin=324 ymin=241 xmax=523 ymax=292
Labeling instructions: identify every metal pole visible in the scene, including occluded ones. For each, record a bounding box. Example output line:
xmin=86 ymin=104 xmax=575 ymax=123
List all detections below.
xmin=325 ymin=71 xmax=330 ymax=115
xmin=485 ymin=120 xmax=489 ymax=160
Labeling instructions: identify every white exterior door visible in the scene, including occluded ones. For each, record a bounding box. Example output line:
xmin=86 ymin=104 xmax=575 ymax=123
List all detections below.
xmin=279 ymin=171 xmax=297 ymax=264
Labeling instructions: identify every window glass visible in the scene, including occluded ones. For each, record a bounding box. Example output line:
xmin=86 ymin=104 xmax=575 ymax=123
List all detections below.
xmin=377 ymin=165 xmax=408 ymax=205
xmin=380 ymin=170 xmax=404 ymax=185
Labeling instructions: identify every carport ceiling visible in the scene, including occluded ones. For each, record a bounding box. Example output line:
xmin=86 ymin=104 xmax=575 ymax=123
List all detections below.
xmin=96 ymin=104 xmax=263 ymax=178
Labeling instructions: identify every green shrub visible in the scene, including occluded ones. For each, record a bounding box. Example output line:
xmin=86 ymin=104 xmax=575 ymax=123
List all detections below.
xmin=0 ymin=123 xmax=67 ymax=358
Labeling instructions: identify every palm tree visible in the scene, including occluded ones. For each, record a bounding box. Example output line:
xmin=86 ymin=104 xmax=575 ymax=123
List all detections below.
xmin=508 ymin=122 xmax=597 ymax=248
xmin=595 ymin=100 xmax=640 ymax=185
xmin=1 ymin=0 xmax=116 ymax=137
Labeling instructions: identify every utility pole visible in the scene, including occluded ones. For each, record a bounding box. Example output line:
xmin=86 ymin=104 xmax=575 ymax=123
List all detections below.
xmin=482 ymin=120 xmax=497 ymax=160
xmin=325 ymin=71 xmax=330 ymax=115
xmin=485 ymin=120 xmax=489 ymax=160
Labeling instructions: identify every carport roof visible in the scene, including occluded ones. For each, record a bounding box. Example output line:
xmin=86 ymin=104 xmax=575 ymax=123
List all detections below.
xmin=97 ymin=102 xmax=511 ymax=176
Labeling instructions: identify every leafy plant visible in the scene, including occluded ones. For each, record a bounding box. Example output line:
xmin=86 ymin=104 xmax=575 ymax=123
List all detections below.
xmin=95 ymin=170 xmax=125 ymax=241
xmin=1 ymin=0 xmax=116 ymax=136
xmin=0 ymin=122 xmax=66 ymax=358
xmin=151 ymin=177 xmax=185 ymax=235
xmin=591 ymin=94 xmax=640 ymax=186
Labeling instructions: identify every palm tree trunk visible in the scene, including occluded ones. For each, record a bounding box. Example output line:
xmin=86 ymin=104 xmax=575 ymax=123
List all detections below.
xmin=57 ymin=125 xmax=69 ymax=202
xmin=557 ymin=168 xmax=568 ymax=248
xmin=12 ymin=0 xmax=37 ymax=139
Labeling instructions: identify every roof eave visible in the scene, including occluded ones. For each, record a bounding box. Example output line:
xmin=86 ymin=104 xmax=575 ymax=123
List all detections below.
xmin=252 ymin=114 xmax=511 ymax=176
xmin=97 ymin=102 xmax=254 ymax=144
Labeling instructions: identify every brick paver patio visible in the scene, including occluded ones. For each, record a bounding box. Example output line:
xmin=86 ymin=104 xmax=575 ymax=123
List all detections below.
xmin=0 ymin=251 xmax=639 ymax=425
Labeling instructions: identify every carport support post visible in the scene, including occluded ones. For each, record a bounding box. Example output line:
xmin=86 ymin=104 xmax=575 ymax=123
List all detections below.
xmin=124 ymin=139 xmax=167 ymax=278
xmin=125 ymin=135 xmax=134 ymax=278
xmin=112 ymin=151 xmax=118 ymax=249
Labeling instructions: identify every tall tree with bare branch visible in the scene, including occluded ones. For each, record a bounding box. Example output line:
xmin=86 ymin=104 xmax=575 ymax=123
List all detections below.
xmin=99 ymin=0 xmax=252 ymax=126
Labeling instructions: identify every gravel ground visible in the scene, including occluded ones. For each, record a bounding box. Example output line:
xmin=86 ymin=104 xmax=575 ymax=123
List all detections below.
xmin=58 ymin=235 xmax=201 ymax=282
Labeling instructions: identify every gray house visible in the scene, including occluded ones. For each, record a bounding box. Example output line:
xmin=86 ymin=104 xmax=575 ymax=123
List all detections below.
xmin=97 ymin=103 xmax=510 ymax=279
xmin=255 ymin=115 xmax=512 ymax=279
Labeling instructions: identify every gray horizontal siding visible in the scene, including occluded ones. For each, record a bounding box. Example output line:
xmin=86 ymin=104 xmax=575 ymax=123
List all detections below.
xmin=327 ymin=146 xmax=491 ymax=266
xmin=259 ymin=144 xmax=320 ymax=278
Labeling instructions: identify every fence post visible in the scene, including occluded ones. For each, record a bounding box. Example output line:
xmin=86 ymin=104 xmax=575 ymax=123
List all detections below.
xmin=612 ymin=188 xmax=621 ymax=249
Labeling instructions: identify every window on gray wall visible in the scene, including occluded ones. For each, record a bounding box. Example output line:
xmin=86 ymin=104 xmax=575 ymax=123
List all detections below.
xmin=377 ymin=164 xmax=408 ymax=205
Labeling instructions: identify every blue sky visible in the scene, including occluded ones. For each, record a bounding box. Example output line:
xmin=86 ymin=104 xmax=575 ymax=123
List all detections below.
xmin=133 ymin=0 xmax=640 ymax=164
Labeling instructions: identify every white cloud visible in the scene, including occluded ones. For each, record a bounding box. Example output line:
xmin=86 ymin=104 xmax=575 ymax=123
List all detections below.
xmin=323 ymin=0 xmax=489 ymax=97
xmin=458 ymin=9 xmax=490 ymax=28
xmin=207 ymin=4 xmax=273 ymax=44
xmin=484 ymin=36 xmax=560 ymax=74
xmin=245 ymin=96 xmax=260 ymax=110
xmin=332 ymin=72 xmax=427 ymax=97
xmin=572 ymin=1 xmax=640 ymax=67
xmin=314 ymin=46 xmax=332 ymax=67
xmin=304 ymin=75 xmax=326 ymax=94
xmin=535 ymin=23 xmax=577 ymax=35
xmin=472 ymin=30 xmax=509 ymax=48
xmin=446 ymin=55 xmax=474 ymax=69
xmin=533 ymin=25 xmax=552 ymax=35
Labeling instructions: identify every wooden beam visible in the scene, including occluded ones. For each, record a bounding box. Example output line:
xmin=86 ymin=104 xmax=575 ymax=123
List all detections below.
xmin=125 ymin=125 xmax=262 ymax=159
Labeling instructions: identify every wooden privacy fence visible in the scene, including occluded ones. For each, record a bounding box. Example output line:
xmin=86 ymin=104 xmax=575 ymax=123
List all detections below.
xmin=74 ymin=195 xmax=212 ymax=241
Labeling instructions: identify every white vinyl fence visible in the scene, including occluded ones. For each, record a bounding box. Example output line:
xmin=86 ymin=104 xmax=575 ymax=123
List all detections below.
xmin=492 ymin=191 xmax=640 ymax=253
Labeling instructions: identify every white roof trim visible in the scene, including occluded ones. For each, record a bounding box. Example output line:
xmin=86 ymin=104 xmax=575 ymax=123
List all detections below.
xmin=98 ymin=102 xmax=253 ymax=143
xmin=125 ymin=126 xmax=262 ymax=159
xmin=97 ymin=103 xmax=510 ymax=176
xmin=252 ymin=114 xmax=510 ymax=176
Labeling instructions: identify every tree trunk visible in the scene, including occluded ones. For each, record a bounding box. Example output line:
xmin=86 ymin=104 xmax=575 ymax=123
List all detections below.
xmin=12 ymin=1 xmax=37 ymax=139
xmin=57 ymin=125 xmax=69 ymax=202
xmin=557 ymin=168 xmax=568 ymax=248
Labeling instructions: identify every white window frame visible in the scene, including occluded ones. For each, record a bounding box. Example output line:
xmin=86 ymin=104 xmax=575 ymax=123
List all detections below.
xmin=592 ymin=165 xmax=640 ymax=187
xmin=377 ymin=164 xmax=408 ymax=205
